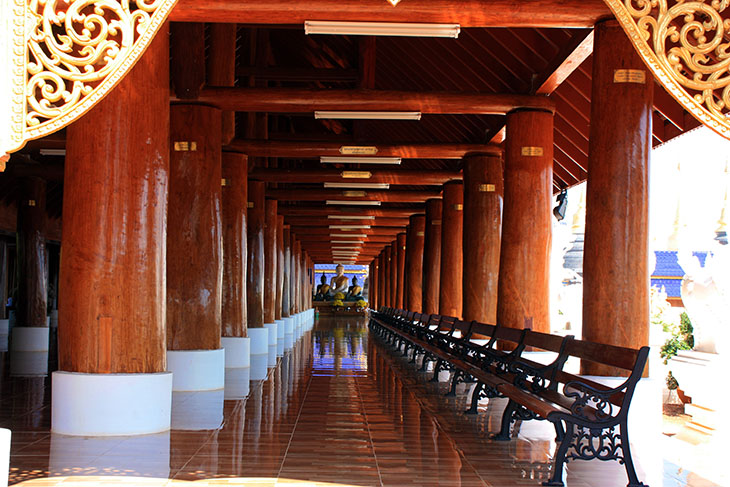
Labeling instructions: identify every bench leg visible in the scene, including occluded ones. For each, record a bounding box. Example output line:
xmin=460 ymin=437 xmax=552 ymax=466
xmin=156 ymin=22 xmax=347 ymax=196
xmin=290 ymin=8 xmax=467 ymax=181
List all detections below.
xmin=402 ymin=342 xmax=411 ymax=357
xmin=419 ymin=353 xmax=431 ymax=372
xmin=430 ymin=359 xmax=443 ymax=382
xmin=493 ymin=399 xmax=518 ymax=441
xmin=408 ymin=348 xmax=419 ymax=363
xmin=465 ymin=382 xmax=482 ymax=414
xmin=542 ymin=422 xmax=574 ymax=486
xmin=620 ymin=421 xmax=647 ymax=487
xmin=445 ymin=370 xmax=462 ymax=396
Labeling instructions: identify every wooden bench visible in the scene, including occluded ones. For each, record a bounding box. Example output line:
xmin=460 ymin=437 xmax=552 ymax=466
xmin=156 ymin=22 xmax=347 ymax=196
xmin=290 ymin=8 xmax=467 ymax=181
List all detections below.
xmin=370 ymin=307 xmax=649 ymax=487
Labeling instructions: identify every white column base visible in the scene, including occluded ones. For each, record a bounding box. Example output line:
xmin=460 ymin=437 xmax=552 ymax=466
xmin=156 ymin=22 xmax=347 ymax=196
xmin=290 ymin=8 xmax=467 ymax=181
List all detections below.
xmin=0 ymin=428 xmax=9 ymax=487
xmin=10 ymin=326 xmax=49 ymax=351
xmin=0 ymin=319 xmax=8 ymax=352
xmin=264 ymin=322 xmax=278 ymax=346
xmin=171 ymin=390 xmax=224 ymax=430
xmin=10 ymin=351 xmax=48 ymax=376
xmin=166 ymin=349 xmax=224 ymax=391
xmin=250 ymin=352 xmax=268 ymax=381
xmin=276 ymin=340 xmax=285 ymax=357
xmin=249 ymin=327 xmax=269 ymax=355
xmin=268 ymin=345 xmax=277 ymax=367
xmin=224 ymin=366 xmax=250 ymax=399
xmin=284 ymin=317 xmax=294 ymax=350
xmin=51 ymin=371 xmax=172 ymax=436
xmin=221 ymin=336 xmax=250 ymax=368
xmin=276 ymin=319 xmax=285 ymax=341
xmin=50 ymin=432 xmax=170 ymax=479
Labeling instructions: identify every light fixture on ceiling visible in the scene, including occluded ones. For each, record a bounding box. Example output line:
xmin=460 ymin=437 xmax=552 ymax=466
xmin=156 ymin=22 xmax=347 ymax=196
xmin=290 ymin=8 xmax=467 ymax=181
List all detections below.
xmin=331 ymin=234 xmax=368 ymax=238
xmin=327 ymin=215 xmax=375 ymax=220
xmin=331 ymin=240 xmax=365 ymax=244
xmin=304 ymin=21 xmax=460 ymax=38
xmin=387 ymin=0 xmax=402 ymax=6
xmin=326 ymin=200 xmax=381 ymax=206
xmin=315 ymin=110 xmax=422 ymax=120
xmin=324 ymin=182 xmax=390 ymax=189
xmin=328 ymin=225 xmax=371 ymax=230
xmin=321 ymin=156 xmax=401 ymax=165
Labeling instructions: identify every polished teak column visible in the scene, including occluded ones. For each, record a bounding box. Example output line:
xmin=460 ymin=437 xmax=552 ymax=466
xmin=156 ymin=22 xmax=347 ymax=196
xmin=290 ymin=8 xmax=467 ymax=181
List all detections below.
xmin=222 ymin=153 xmax=248 ymax=338
xmin=439 ymin=181 xmax=464 ymax=319
xmin=405 ymin=215 xmax=426 ymax=312
xmin=463 ymin=153 xmax=503 ymax=324
xmin=55 ymin=26 xmax=171 ymax=435
xmin=247 ymin=181 xmax=268 ymax=356
xmin=423 ymin=199 xmax=442 ymax=315
xmin=582 ymin=20 xmax=653 ymax=376
xmin=395 ymin=232 xmax=406 ymax=309
xmin=498 ymin=109 xmax=553 ymax=333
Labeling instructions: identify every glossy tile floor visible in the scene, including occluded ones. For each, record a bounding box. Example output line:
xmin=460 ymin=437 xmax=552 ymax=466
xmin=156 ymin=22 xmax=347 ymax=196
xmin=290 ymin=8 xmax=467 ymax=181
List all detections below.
xmin=0 ymin=315 xmax=723 ymax=486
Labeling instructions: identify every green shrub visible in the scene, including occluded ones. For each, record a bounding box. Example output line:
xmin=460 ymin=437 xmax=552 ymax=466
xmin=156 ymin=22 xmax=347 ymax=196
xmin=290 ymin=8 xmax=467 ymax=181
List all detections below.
xmin=660 ymin=312 xmax=694 ymax=364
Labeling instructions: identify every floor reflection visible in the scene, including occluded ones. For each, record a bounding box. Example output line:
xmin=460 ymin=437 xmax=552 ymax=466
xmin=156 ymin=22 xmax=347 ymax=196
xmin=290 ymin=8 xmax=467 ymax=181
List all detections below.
xmin=0 ymin=315 xmax=722 ymax=486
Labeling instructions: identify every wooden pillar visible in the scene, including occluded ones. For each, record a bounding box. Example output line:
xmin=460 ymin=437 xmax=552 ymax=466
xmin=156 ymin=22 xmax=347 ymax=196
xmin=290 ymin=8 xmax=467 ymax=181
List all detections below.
xmin=282 ymin=226 xmax=291 ymax=318
xmin=405 ymin=215 xmax=426 ymax=312
xmin=377 ymin=252 xmax=386 ymax=310
xmin=395 ymin=233 xmax=406 ymax=309
xmin=383 ymin=246 xmax=392 ymax=307
xmin=439 ymin=181 xmax=464 ymax=319
xmin=293 ymin=239 xmax=301 ymax=314
xmin=289 ymin=233 xmax=297 ymax=316
xmin=370 ymin=260 xmax=378 ymax=309
xmin=264 ymin=199 xmax=278 ymax=324
xmin=247 ymin=181 xmax=266 ymax=329
xmin=222 ymin=153 xmax=248 ymax=338
xmin=60 ymin=26 xmax=168 ymax=373
xmin=389 ymin=243 xmax=398 ymax=308
xmin=275 ymin=215 xmax=284 ymax=320
xmin=498 ymin=109 xmax=553 ymax=332
xmin=0 ymin=240 xmax=7 ymax=319
xmin=16 ymin=177 xmax=47 ymax=328
xmin=463 ymin=154 xmax=503 ymax=324
xmin=423 ymin=199 xmax=442 ymax=315
xmin=206 ymin=23 xmax=237 ymax=144
xmin=582 ymin=20 xmax=653 ymax=375
xmin=167 ymin=104 xmax=223 ymax=351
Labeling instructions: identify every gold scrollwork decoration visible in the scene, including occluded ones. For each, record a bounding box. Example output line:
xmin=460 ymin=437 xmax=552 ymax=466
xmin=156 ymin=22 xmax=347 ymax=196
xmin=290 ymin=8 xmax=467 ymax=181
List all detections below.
xmin=604 ymin=0 xmax=730 ymax=140
xmin=2 ymin=0 xmax=177 ymax=156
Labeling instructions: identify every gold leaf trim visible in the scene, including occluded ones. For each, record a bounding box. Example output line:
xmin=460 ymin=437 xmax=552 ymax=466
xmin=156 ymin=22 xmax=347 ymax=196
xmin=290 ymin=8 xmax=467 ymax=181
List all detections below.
xmin=4 ymin=0 xmax=178 ymax=155
xmin=604 ymin=0 xmax=730 ymax=140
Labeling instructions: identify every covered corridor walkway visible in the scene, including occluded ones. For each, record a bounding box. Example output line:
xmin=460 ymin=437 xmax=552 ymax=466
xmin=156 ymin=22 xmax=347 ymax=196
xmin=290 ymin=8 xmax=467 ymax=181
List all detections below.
xmin=2 ymin=315 xmax=702 ymax=487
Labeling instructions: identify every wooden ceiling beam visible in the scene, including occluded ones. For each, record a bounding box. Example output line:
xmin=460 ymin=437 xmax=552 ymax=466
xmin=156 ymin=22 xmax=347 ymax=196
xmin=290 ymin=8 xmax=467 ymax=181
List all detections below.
xmin=194 ymin=87 xmax=555 ymax=114
xmin=229 ymin=139 xmax=499 ymax=159
xmin=534 ymin=30 xmax=594 ymax=95
xmin=170 ymin=0 xmax=610 ymax=28
xmin=280 ymin=207 xmax=422 ymax=218
xmin=267 ymin=189 xmax=440 ymax=203
xmin=250 ymin=167 xmax=461 ymax=185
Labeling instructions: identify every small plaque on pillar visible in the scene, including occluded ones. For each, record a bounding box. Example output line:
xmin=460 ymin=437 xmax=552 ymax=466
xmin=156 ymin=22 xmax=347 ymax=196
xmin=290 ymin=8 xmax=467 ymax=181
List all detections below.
xmin=432 ymin=219 xmax=442 ymax=225
xmin=479 ymin=184 xmax=496 ymax=192
xmin=613 ymin=69 xmax=646 ymax=84
xmin=342 ymin=171 xmax=372 ymax=179
xmin=342 ymin=190 xmax=367 ymax=197
xmin=27 ymin=199 xmax=36 ymax=207
xmin=521 ymin=147 xmax=544 ymax=157
xmin=416 ymin=231 xmax=424 ymax=237
xmin=340 ymin=146 xmax=378 ymax=155
xmin=453 ymin=204 xmax=463 ymax=211
xmin=221 ymin=179 xmax=229 ymax=187
xmin=174 ymin=141 xmax=197 ymax=151
xmin=247 ymin=202 xmax=254 ymax=208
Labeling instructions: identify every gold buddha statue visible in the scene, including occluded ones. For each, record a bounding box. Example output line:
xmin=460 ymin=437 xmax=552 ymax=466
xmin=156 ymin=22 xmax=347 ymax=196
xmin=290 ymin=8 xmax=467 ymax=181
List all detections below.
xmin=329 ymin=264 xmax=349 ymax=294
xmin=346 ymin=276 xmax=362 ymax=300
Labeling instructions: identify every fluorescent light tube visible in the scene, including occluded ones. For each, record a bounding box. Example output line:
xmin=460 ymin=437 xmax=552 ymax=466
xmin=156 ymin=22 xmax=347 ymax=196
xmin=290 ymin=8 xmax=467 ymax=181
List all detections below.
xmin=305 ymin=21 xmax=460 ymax=39
xmin=327 ymin=215 xmax=375 ymax=220
xmin=315 ymin=110 xmax=422 ymax=120
xmin=331 ymin=240 xmax=365 ymax=244
xmin=329 ymin=225 xmax=371 ymax=230
xmin=331 ymin=234 xmax=368 ymax=238
xmin=326 ymin=200 xmax=381 ymax=206
xmin=39 ymin=149 xmax=66 ymax=156
xmin=325 ymin=182 xmax=390 ymax=189
xmin=321 ymin=156 xmax=401 ymax=165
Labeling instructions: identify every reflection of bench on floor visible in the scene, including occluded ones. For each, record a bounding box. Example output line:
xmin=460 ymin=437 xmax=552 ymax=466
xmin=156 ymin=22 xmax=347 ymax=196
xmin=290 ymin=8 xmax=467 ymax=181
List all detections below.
xmin=369 ymin=307 xmax=649 ymax=487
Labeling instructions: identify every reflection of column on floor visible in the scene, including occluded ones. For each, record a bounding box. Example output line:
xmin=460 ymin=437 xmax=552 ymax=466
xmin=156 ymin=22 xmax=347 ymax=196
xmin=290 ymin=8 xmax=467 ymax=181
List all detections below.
xmin=280 ymin=352 xmax=290 ymax=414
xmin=245 ymin=380 xmax=263 ymax=451
xmin=437 ymin=430 xmax=463 ymax=485
xmin=220 ymin=401 xmax=246 ymax=476
xmin=16 ymin=377 xmax=46 ymax=429
xmin=274 ymin=365 xmax=282 ymax=422
xmin=394 ymin=377 xmax=404 ymax=436
xmin=404 ymin=393 xmax=423 ymax=472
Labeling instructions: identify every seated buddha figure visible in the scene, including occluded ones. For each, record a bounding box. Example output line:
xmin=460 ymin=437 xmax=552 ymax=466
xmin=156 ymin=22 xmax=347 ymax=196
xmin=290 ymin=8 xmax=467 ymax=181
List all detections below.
xmin=314 ymin=273 xmax=330 ymax=301
xmin=346 ymin=276 xmax=363 ymax=301
xmin=329 ymin=264 xmax=349 ymax=295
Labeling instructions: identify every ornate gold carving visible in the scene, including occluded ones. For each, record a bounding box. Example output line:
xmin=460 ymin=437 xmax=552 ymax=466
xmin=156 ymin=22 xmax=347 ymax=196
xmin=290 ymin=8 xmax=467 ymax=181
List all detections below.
xmin=604 ymin=0 xmax=730 ymax=140
xmin=3 ymin=0 xmax=177 ymax=155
